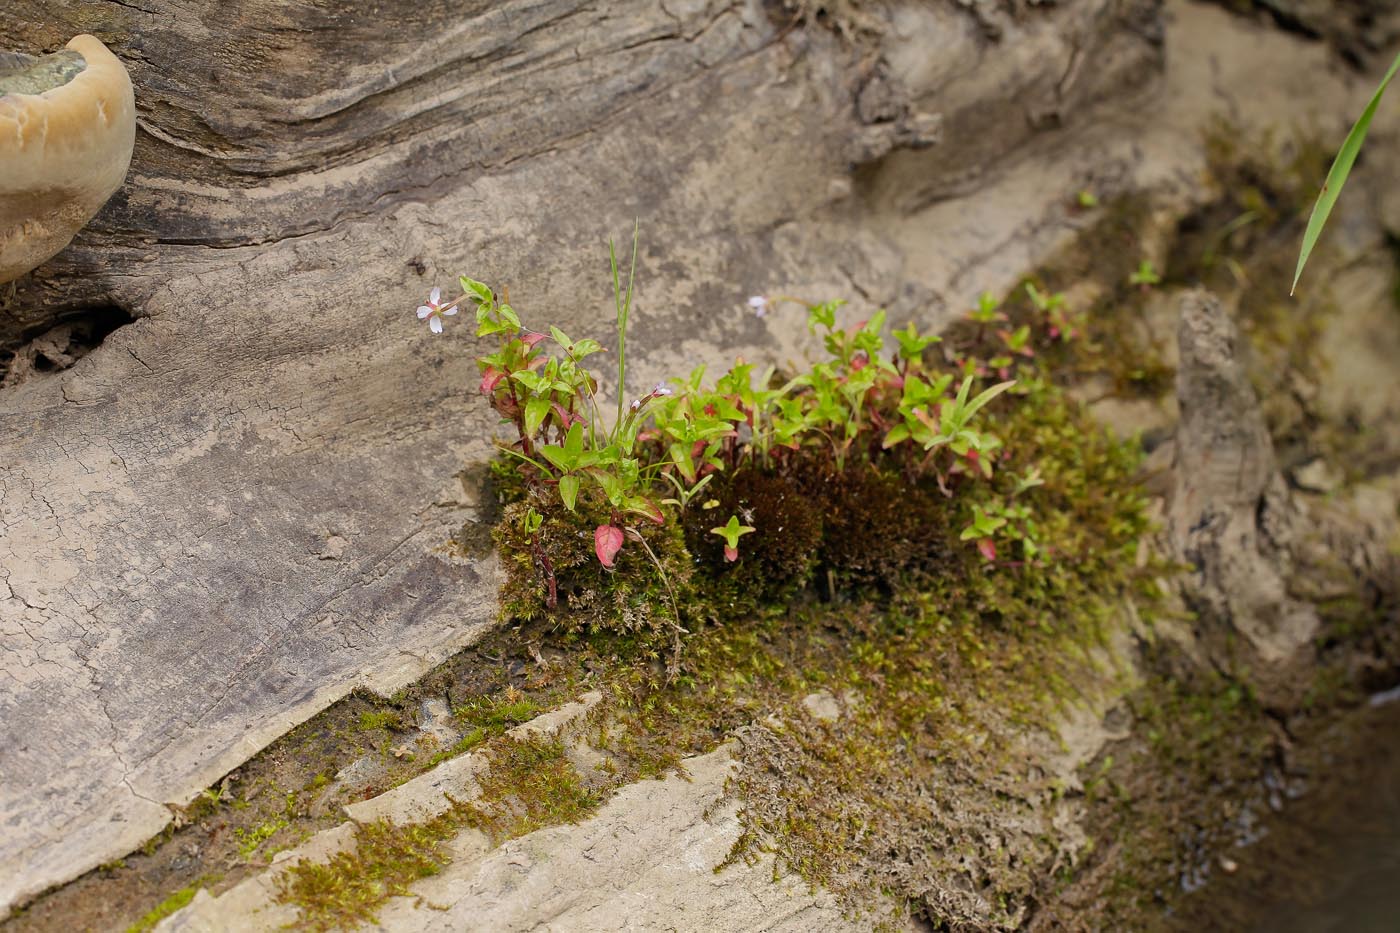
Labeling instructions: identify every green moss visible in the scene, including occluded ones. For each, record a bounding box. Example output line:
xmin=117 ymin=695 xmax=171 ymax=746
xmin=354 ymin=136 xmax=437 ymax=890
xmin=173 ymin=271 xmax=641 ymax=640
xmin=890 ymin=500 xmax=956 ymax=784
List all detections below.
xmin=494 ymin=495 xmax=695 ymax=643
xmin=454 ymin=691 xmax=541 ymax=729
xmin=356 ymin=710 xmax=401 ymax=732
xmin=125 ymin=878 xmax=218 ymax=933
xmin=424 ymin=727 xmax=488 ymax=768
xmin=1064 ymin=650 xmax=1278 ymax=928
xmin=276 ymin=734 xmax=599 ymax=929
xmin=456 ymin=736 xmax=601 ymax=841
xmin=709 ymin=371 xmax=1157 ymax=927
xmin=274 ymin=811 xmax=466 ymax=931
xmin=235 ymin=817 xmax=290 ymax=860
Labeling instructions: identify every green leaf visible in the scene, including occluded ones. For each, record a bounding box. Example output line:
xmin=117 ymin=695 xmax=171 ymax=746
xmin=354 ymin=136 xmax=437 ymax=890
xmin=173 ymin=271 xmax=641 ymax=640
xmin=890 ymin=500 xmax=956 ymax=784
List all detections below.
xmin=587 ymin=467 xmax=625 ymax=505
xmin=497 ymin=303 xmax=521 ymax=328
xmin=954 ymin=374 xmax=973 ymax=410
xmin=511 ymin=370 xmax=548 ymax=393
xmin=524 ymin=395 xmax=551 ymax=437
xmin=540 ymin=444 xmax=571 ymax=473
xmin=1294 ymin=48 xmax=1400 ymax=295
xmin=882 ymin=423 xmax=912 ymax=448
xmin=558 ymin=474 xmax=580 ymax=511
xmin=963 ymin=380 xmax=1016 ymax=419
xmin=806 ymin=300 xmax=844 ymax=333
xmin=477 ymin=318 xmax=513 ymax=338
xmin=459 ymin=276 xmax=493 ymax=306
xmin=550 ymin=326 xmax=573 ymax=349
xmin=563 ymin=422 xmax=585 ymax=460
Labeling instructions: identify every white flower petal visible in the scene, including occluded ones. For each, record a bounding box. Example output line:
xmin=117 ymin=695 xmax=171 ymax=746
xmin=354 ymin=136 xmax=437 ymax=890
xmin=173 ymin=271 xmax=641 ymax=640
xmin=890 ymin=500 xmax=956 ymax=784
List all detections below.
xmin=429 ymin=316 xmax=443 ymax=334
xmin=442 ymin=305 xmax=458 ymax=316
xmin=429 ymin=286 xmax=441 ymax=305
xmin=417 ymin=306 xmax=433 ymax=319
xmin=747 ymin=295 xmax=767 ymax=309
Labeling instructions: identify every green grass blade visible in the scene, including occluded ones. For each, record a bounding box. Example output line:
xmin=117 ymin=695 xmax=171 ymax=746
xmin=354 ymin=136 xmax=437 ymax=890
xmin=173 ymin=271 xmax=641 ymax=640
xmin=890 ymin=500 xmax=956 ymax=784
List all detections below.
xmin=608 ymin=221 xmax=641 ymax=437
xmin=1293 ymin=49 xmax=1400 ymax=295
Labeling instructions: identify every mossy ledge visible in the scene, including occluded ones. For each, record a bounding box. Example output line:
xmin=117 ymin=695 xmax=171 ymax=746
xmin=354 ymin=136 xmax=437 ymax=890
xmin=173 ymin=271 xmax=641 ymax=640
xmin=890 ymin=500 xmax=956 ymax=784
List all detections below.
xmin=13 ymin=126 xmax=1400 ymax=933
xmin=268 ymin=336 xmax=1165 ymax=930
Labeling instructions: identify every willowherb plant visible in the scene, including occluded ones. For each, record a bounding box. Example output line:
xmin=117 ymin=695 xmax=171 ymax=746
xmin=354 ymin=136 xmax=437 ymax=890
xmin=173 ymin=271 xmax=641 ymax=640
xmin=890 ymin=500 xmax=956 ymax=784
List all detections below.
xmin=411 ymin=235 xmax=1048 ymax=612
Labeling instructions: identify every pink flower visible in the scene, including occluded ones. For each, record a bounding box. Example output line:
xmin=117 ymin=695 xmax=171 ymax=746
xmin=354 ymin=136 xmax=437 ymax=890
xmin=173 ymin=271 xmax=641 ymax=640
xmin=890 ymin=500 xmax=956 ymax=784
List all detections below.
xmin=630 ymin=383 xmax=675 ymax=411
xmin=747 ymin=295 xmax=770 ymax=318
xmin=416 ymin=287 xmax=458 ymax=334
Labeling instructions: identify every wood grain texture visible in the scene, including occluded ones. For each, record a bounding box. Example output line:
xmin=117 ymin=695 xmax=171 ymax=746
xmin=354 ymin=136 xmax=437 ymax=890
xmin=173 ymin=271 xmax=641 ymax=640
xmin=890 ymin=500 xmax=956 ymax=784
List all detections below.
xmin=0 ymin=0 xmax=1166 ymax=914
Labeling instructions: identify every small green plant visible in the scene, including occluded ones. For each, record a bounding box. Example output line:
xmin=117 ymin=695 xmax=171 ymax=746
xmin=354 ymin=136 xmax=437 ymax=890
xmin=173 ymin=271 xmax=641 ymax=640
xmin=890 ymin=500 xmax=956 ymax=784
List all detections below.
xmin=710 ymin=515 xmax=755 ymax=562
xmin=412 ymin=232 xmax=1031 ymax=633
xmin=968 ymin=291 xmax=1005 ymax=325
xmin=1128 ymin=259 xmax=1161 ymax=289
xmin=1076 ymin=189 xmax=1100 ymax=209
xmin=235 ymin=817 xmax=289 ymax=860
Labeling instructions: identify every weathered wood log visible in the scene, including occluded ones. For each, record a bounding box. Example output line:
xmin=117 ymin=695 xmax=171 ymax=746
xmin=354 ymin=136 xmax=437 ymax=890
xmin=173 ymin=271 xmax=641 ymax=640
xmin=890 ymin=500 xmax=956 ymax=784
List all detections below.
xmin=18 ymin=0 xmax=1374 ymax=917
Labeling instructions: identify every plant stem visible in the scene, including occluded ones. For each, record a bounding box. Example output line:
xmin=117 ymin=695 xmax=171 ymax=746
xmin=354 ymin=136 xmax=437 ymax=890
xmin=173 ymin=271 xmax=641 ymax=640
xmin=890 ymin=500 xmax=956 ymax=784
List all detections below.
xmin=610 ymin=221 xmax=640 ymax=441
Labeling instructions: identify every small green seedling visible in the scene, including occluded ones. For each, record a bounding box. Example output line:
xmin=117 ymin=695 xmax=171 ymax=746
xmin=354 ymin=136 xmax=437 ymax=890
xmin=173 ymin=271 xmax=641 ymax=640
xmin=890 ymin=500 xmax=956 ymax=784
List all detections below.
xmin=968 ymin=291 xmax=1004 ymax=324
xmin=1129 ymin=260 xmax=1161 ymax=289
xmin=710 ymin=515 xmax=756 ymax=562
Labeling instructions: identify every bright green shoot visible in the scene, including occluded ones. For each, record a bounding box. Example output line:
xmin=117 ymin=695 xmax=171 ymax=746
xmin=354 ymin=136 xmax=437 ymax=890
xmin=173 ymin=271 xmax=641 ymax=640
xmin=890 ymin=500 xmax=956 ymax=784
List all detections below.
xmin=710 ymin=514 xmax=755 ymax=562
xmin=1293 ymin=49 xmax=1400 ymax=295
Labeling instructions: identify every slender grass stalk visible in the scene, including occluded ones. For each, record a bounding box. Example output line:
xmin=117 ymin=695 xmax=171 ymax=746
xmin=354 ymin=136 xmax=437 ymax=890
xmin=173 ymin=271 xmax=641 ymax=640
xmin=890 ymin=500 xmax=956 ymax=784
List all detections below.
xmin=609 ymin=221 xmax=641 ymax=440
xmin=1293 ymin=49 xmax=1400 ymax=295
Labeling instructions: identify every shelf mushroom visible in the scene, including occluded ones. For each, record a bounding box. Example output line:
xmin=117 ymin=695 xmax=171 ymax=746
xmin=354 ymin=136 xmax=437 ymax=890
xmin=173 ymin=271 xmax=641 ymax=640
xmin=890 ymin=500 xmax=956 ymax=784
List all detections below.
xmin=0 ymin=35 xmax=135 ymax=284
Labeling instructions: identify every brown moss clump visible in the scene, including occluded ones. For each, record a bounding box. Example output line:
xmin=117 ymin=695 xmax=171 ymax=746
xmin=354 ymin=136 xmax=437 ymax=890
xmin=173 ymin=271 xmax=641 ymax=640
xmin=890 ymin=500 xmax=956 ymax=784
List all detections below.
xmin=798 ymin=462 xmax=951 ymax=590
xmin=682 ymin=467 xmax=823 ymax=605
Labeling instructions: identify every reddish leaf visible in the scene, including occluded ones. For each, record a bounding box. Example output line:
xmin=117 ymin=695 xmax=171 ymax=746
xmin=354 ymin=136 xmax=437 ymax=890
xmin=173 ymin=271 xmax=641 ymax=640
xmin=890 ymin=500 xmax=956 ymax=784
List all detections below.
xmin=480 ymin=367 xmax=505 ymax=394
xmin=977 ymin=538 xmax=997 ymax=562
xmin=723 ymin=545 xmax=739 ymax=562
xmin=594 ymin=525 xmax=624 ymax=568
xmin=634 ymin=497 xmax=665 ymax=525
xmin=520 ymin=330 xmax=547 ymax=347
xmin=552 ymin=403 xmax=587 ymax=428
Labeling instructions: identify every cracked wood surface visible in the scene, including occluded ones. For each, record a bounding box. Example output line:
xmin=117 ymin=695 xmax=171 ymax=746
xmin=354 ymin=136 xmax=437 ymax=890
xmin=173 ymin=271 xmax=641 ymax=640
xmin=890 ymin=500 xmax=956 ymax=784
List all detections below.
xmin=12 ymin=0 xmax=1331 ymax=917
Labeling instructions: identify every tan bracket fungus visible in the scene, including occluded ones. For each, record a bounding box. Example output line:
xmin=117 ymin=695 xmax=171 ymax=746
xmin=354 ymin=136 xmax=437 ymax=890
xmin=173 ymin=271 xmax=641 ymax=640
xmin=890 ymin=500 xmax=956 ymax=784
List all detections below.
xmin=0 ymin=35 xmax=135 ymax=284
